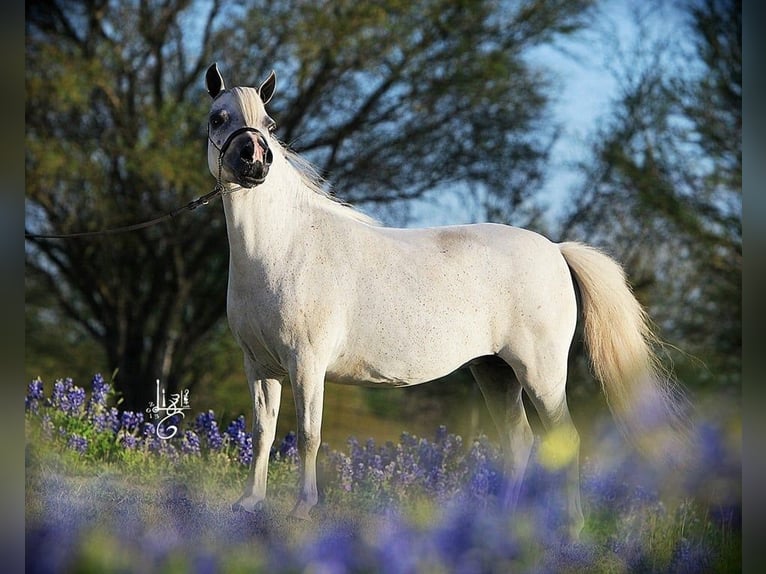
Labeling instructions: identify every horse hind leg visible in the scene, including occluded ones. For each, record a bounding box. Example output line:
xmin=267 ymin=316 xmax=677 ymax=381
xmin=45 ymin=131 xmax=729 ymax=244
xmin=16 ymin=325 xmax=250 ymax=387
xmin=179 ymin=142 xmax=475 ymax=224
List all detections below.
xmin=509 ymin=354 xmax=585 ymax=540
xmin=470 ymin=359 xmax=534 ymax=512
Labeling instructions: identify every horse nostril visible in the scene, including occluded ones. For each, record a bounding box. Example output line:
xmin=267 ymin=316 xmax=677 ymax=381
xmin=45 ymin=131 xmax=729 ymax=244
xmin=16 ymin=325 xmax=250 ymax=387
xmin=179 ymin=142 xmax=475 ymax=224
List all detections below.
xmin=240 ymin=139 xmax=255 ymax=161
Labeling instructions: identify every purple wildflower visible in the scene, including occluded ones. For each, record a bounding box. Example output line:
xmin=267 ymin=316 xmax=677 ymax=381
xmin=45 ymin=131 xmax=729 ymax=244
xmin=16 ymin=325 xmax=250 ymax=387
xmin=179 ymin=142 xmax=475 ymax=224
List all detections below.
xmin=67 ymin=433 xmax=88 ymax=454
xmin=194 ymin=411 xmax=224 ymax=450
xmin=120 ymin=410 xmax=144 ymax=432
xmin=144 ymin=423 xmax=173 ymax=454
xmin=143 ymin=422 xmax=157 ymax=439
xmin=92 ymin=407 xmax=120 ymax=433
xmin=334 ymin=453 xmax=354 ymax=492
xmin=50 ymin=378 xmax=87 ymax=416
xmin=90 ymin=373 xmax=110 ymax=407
xmin=276 ymin=431 xmax=299 ymax=462
xmin=181 ymin=430 xmax=201 ymax=456
xmin=225 ymin=415 xmax=253 ymax=466
xmin=121 ymin=434 xmax=139 ymax=449
xmin=25 ymin=378 xmax=44 ymax=413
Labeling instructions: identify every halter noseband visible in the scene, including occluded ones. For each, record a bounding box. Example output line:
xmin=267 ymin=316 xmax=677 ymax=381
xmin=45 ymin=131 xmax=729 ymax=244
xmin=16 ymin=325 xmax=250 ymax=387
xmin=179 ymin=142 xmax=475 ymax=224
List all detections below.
xmin=208 ymin=125 xmax=274 ymax=188
xmin=209 ymin=126 xmax=272 ymax=160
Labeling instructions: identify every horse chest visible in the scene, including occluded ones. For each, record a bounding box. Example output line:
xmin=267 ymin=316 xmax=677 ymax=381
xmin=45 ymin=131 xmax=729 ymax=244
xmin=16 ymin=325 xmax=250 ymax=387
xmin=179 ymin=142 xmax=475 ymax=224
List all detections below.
xmin=226 ymin=259 xmax=341 ymax=372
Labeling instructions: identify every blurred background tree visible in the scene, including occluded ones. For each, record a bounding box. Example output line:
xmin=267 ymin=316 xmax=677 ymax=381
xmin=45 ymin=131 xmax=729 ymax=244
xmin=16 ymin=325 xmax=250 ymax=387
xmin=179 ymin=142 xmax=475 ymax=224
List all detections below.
xmin=561 ymin=0 xmax=741 ymax=400
xmin=25 ymin=0 xmax=740 ymax=444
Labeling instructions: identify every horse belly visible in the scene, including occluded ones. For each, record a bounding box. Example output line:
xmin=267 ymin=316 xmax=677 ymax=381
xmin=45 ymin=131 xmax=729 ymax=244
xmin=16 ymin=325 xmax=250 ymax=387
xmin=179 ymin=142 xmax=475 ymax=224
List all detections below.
xmin=327 ymin=281 xmax=497 ymax=386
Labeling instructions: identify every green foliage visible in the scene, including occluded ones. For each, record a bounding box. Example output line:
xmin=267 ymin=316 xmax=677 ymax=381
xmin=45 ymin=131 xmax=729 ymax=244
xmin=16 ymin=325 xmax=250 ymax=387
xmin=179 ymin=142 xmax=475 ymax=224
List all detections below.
xmin=561 ymin=0 xmax=741 ymax=390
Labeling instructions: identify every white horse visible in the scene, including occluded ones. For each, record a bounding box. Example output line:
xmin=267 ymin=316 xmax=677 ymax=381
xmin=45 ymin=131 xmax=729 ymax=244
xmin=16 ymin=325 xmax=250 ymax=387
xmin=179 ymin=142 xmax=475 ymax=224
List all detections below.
xmin=204 ymin=64 xmax=687 ymax=539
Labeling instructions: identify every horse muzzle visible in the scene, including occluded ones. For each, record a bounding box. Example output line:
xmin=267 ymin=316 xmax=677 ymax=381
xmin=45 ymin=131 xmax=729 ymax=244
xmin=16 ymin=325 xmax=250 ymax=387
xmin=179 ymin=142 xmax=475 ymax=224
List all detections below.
xmin=219 ymin=127 xmax=273 ymax=188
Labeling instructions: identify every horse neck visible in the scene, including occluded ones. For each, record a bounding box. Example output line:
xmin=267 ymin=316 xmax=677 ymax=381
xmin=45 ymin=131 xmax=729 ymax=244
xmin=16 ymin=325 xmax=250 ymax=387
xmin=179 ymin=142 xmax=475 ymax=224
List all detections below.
xmin=221 ymin=155 xmax=318 ymax=271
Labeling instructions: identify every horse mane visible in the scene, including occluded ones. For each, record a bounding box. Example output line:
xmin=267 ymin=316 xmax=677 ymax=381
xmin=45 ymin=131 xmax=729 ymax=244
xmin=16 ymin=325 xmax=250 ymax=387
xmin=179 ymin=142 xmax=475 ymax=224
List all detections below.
xmin=279 ymin=143 xmax=379 ymax=226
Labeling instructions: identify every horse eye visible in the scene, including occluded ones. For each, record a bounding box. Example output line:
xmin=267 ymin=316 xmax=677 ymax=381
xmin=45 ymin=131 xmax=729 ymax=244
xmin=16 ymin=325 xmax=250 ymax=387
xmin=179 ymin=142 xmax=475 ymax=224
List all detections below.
xmin=210 ymin=110 xmax=228 ymax=128
xmin=265 ymin=116 xmax=277 ymax=132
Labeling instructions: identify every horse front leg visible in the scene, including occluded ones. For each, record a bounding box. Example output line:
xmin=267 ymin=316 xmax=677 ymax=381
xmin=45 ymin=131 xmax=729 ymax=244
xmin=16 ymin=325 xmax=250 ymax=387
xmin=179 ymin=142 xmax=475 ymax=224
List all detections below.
xmin=232 ymin=365 xmax=282 ymax=513
xmin=288 ymin=361 xmax=325 ymax=520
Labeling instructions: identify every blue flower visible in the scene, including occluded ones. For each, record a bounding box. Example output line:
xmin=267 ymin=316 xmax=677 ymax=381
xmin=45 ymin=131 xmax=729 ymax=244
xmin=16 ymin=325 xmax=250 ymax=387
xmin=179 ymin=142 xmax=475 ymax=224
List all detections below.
xmin=90 ymin=373 xmax=110 ymax=407
xmin=276 ymin=431 xmax=298 ymax=462
xmin=120 ymin=410 xmax=144 ymax=432
xmin=181 ymin=430 xmax=201 ymax=456
xmin=121 ymin=434 xmax=139 ymax=449
xmin=92 ymin=407 xmax=120 ymax=433
xmin=50 ymin=378 xmax=87 ymax=416
xmin=224 ymin=415 xmax=253 ymax=466
xmin=194 ymin=411 xmax=224 ymax=450
xmin=67 ymin=433 xmax=88 ymax=454
xmin=25 ymin=378 xmax=44 ymax=413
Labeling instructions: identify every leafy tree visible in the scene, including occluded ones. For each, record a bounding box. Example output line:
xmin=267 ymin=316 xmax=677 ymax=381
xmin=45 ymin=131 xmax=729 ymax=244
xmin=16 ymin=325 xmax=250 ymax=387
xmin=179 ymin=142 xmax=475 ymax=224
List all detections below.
xmin=562 ymin=0 xmax=741 ymax=389
xmin=26 ymin=0 xmax=592 ymax=411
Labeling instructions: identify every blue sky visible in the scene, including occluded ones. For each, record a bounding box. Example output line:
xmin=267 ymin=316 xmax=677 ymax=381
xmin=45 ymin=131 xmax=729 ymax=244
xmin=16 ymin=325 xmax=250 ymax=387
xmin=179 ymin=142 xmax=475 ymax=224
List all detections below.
xmin=406 ymin=0 xmax=692 ymax=230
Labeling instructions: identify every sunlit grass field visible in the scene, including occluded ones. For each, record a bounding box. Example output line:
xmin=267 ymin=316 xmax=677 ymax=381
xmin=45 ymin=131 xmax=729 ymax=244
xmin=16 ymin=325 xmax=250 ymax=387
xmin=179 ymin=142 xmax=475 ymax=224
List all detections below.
xmin=25 ymin=375 xmax=741 ymax=573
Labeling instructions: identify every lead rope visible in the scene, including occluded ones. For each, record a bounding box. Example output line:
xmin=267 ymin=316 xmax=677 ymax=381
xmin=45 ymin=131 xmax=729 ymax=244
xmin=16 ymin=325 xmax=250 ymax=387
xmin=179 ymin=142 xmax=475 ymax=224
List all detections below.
xmin=26 ymin=132 xmax=236 ymax=240
xmin=25 ymin=175 xmax=226 ymax=240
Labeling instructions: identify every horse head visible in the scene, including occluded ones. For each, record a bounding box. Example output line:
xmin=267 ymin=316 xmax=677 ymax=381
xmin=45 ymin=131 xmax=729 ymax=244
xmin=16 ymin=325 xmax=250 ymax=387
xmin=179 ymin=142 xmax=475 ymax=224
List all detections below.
xmin=205 ymin=63 xmax=277 ymax=188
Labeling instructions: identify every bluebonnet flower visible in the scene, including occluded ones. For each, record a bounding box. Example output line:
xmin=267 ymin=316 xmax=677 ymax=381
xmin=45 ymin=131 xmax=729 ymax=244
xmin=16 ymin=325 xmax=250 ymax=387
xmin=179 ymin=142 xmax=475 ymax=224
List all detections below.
xmin=50 ymin=378 xmax=87 ymax=416
xmin=225 ymin=415 xmax=253 ymax=466
xmin=25 ymin=378 xmax=44 ymax=413
xmin=92 ymin=407 xmax=120 ymax=433
xmin=89 ymin=373 xmax=110 ymax=407
xmin=117 ymin=412 xmax=144 ymax=450
xmin=467 ymin=439 xmax=497 ymax=500
xmin=50 ymin=378 xmax=68 ymax=406
xmin=393 ymin=433 xmax=422 ymax=488
xmin=67 ymin=433 xmax=88 ymax=454
xmin=334 ymin=452 xmax=354 ymax=492
xmin=121 ymin=434 xmax=139 ymax=449
xmin=120 ymin=410 xmax=144 ymax=432
xmin=181 ymin=430 xmax=201 ymax=456
xmin=194 ymin=411 xmax=224 ymax=450
xmin=143 ymin=422 xmax=157 ymax=439
xmin=276 ymin=431 xmax=298 ymax=462
xmin=68 ymin=386 xmax=86 ymax=414
xmin=143 ymin=423 xmax=180 ymax=458
xmin=225 ymin=415 xmax=246 ymax=437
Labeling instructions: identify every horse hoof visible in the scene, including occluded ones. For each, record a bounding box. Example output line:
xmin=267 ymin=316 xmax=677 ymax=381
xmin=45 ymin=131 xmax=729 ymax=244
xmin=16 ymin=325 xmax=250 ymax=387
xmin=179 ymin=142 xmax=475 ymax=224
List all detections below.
xmin=231 ymin=498 xmax=265 ymax=514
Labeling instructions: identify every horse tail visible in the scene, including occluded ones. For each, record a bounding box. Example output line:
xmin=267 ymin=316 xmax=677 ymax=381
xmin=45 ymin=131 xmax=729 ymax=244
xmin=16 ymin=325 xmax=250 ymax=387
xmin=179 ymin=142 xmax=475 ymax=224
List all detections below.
xmin=558 ymin=242 xmax=690 ymax=466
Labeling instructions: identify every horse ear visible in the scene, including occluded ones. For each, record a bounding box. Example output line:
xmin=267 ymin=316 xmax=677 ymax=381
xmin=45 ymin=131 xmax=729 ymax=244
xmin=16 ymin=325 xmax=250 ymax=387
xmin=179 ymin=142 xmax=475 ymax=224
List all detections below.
xmin=206 ymin=63 xmax=225 ymax=99
xmin=258 ymin=70 xmax=276 ymax=105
